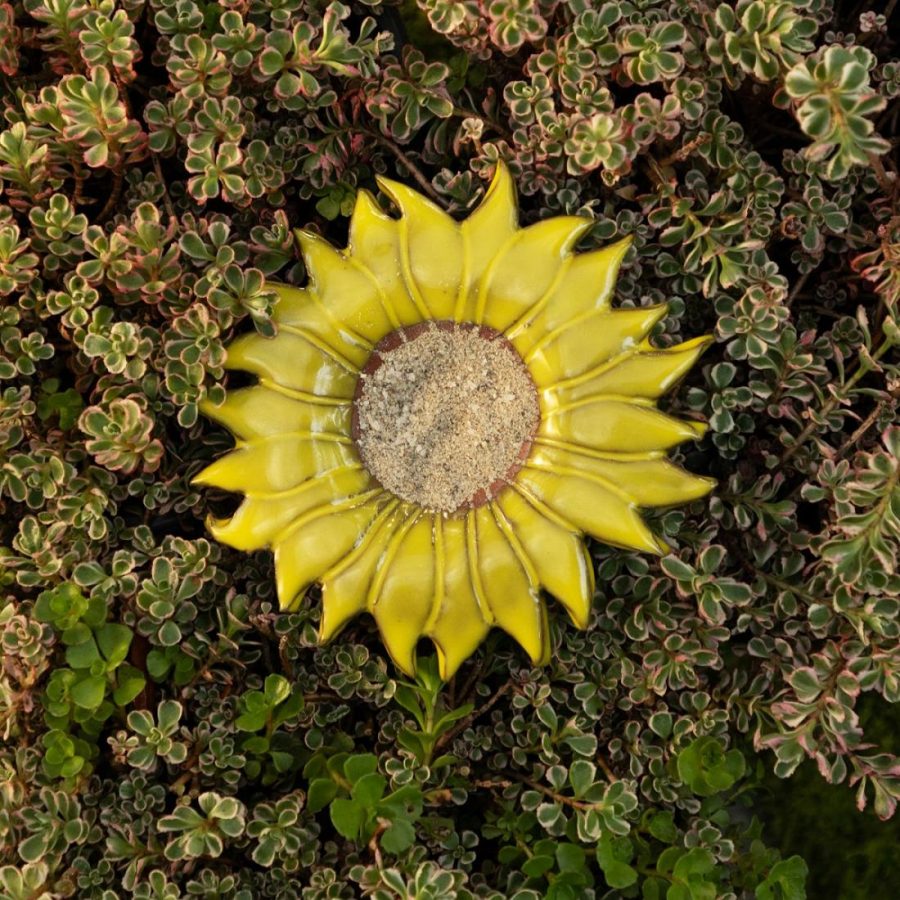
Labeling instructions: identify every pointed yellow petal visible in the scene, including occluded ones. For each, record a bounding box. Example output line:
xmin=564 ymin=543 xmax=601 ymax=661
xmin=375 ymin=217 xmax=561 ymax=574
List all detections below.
xmin=476 ymin=217 xmax=593 ymax=331
xmin=496 ymin=488 xmax=594 ymax=629
xmin=296 ymin=229 xmax=396 ymax=342
xmin=270 ymin=283 xmax=321 ymax=323
xmin=507 ymin=238 xmax=632 ymax=349
xmin=427 ymin=516 xmax=490 ymax=680
xmin=270 ymin=283 xmax=372 ymax=367
xmin=547 ymin=336 xmax=714 ymax=404
xmin=371 ymin=512 xmax=435 ymax=676
xmin=517 ymin=467 xmax=666 ymax=555
xmin=529 ymin=443 xmax=716 ymax=508
xmin=525 ymin=305 xmax=668 ymax=386
xmin=377 ymin=176 xmax=462 ymax=320
xmin=224 ymin=331 xmax=358 ymax=400
xmin=541 ymin=400 xmax=706 ymax=453
xmin=192 ymin=434 xmax=355 ymax=494
xmin=318 ymin=502 xmax=405 ymax=642
xmin=348 ymin=189 xmax=423 ymax=325
xmin=470 ymin=505 xmax=548 ymax=665
xmin=199 ymin=386 xmax=351 ymax=441
xmin=274 ymin=495 xmax=384 ymax=611
xmin=207 ymin=465 xmax=372 ymax=551
xmin=456 ymin=162 xmax=519 ymax=321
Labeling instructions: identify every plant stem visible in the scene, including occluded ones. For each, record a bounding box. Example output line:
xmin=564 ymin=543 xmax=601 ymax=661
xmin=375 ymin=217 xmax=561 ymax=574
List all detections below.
xmin=152 ymin=153 xmax=177 ymax=221
xmin=780 ymin=336 xmax=894 ymax=463
xmin=516 ymin=776 xmax=604 ymax=811
xmin=433 ymin=678 xmax=515 ymax=752
xmin=95 ymin=167 xmax=125 ymax=224
xmin=360 ymin=127 xmax=446 ymax=206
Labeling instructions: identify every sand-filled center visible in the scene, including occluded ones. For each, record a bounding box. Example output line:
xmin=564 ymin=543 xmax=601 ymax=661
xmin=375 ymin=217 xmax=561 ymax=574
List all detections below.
xmin=352 ymin=322 xmax=540 ymax=514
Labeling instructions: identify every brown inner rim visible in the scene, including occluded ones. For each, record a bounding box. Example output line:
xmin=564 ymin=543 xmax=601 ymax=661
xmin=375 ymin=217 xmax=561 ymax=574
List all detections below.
xmin=351 ymin=320 xmax=539 ymax=514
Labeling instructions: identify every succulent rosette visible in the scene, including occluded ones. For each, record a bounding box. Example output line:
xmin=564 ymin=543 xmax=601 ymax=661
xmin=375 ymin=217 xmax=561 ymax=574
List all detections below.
xmin=194 ymin=163 xmax=714 ymax=678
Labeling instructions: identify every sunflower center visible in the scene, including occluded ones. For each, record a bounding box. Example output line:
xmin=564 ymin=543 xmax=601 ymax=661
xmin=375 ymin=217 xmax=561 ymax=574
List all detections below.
xmin=352 ymin=322 xmax=540 ymax=514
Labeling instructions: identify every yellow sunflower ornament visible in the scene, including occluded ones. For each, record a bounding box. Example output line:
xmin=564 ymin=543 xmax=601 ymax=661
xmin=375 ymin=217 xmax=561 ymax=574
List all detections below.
xmin=194 ymin=162 xmax=714 ymax=679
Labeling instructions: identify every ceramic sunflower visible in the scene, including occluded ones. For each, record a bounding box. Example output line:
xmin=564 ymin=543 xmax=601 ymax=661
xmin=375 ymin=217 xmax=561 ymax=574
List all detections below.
xmin=194 ymin=162 xmax=714 ymax=679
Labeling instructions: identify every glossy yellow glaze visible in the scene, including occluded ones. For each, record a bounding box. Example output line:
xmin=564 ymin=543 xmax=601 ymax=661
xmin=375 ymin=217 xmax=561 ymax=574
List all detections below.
xmin=317 ymin=501 xmax=405 ymax=642
xmin=371 ymin=512 xmax=436 ymax=675
xmin=273 ymin=493 xmax=384 ymax=612
xmin=523 ymin=305 xmax=669 ymax=385
xmin=495 ymin=488 xmax=594 ymax=630
xmin=195 ymin=161 xmax=715 ymax=679
xmin=377 ymin=177 xmax=464 ymax=321
xmin=475 ymin=217 xmax=592 ymax=330
xmin=222 ymin=331 xmax=358 ymax=398
xmin=427 ymin=516 xmax=490 ymax=680
xmin=506 ymin=239 xmax=632 ymax=346
xmin=206 ymin=465 xmax=372 ymax=552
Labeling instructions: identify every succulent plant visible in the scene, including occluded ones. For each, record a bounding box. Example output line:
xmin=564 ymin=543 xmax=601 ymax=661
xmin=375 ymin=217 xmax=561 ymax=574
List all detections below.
xmin=785 ymin=46 xmax=890 ymax=181
xmin=0 ymin=1 xmax=897 ymax=897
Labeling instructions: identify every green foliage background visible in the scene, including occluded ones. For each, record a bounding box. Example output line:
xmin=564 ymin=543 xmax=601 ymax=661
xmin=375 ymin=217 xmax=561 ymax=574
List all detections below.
xmin=756 ymin=695 xmax=900 ymax=900
xmin=0 ymin=0 xmax=898 ymax=897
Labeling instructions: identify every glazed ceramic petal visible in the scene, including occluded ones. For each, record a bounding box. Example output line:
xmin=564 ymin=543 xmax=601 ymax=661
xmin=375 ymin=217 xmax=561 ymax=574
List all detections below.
xmin=507 ymin=238 xmax=632 ymax=348
xmin=376 ymin=175 xmax=464 ymax=320
xmin=456 ymin=163 xmax=519 ymax=321
xmin=469 ymin=505 xmax=549 ymax=666
xmin=193 ymin=434 xmax=355 ymax=494
xmin=270 ymin=284 xmax=373 ymax=366
xmin=224 ymin=332 xmax=358 ymax=399
xmin=528 ymin=443 xmax=716 ymax=507
xmin=476 ymin=217 xmax=593 ymax=331
xmin=540 ymin=400 xmax=706 ymax=453
xmin=371 ymin=513 xmax=436 ymax=675
xmin=517 ymin=467 xmax=667 ymax=555
xmin=295 ymin=229 xmax=396 ymax=343
xmin=525 ymin=305 xmax=669 ymax=386
xmin=546 ymin=336 xmax=714 ymax=404
xmin=207 ymin=466 xmax=373 ymax=552
xmin=274 ymin=494 xmax=384 ymax=611
xmin=199 ymin=386 xmax=351 ymax=441
xmin=318 ymin=502 xmax=405 ymax=642
xmin=347 ymin=190 xmax=424 ymax=325
xmin=426 ymin=516 xmax=491 ymax=680
xmin=496 ymin=488 xmax=594 ymax=629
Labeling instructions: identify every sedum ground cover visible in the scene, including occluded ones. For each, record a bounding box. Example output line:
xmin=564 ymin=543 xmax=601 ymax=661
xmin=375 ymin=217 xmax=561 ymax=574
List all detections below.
xmin=0 ymin=1 xmax=898 ymax=897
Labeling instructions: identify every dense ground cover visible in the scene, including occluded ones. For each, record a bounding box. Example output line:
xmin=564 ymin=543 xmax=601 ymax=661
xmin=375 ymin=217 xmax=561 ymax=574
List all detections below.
xmin=0 ymin=1 xmax=897 ymax=897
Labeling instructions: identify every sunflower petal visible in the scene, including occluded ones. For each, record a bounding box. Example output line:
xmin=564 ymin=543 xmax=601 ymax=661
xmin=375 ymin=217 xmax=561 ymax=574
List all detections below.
xmin=469 ymin=506 xmax=548 ymax=665
xmin=295 ymin=230 xmax=396 ymax=343
xmin=507 ymin=237 xmax=632 ymax=349
xmin=371 ymin=512 xmax=435 ymax=675
xmin=348 ymin=190 xmax=423 ymax=325
xmin=199 ymin=386 xmax=351 ymax=441
xmin=427 ymin=516 xmax=490 ymax=680
xmin=477 ymin=217 xmax=593 ymax=331
xmin=274 ymin=495 xmax=384 ymax=611
xmin=207 ymin=466 xmax=372 ymax=551
xmin=496 ymin=488 xmax=594 ymax=629
xmin=541 ymin=400 xmax=706 ymax=453
xmin=224 ymin=331 xmax=358 ymax=399
xmin=526 ymin=305 xmax=668 ymax=386
xmin=377 ymin=176 xmax=463 ymax=320
xmin=547 ymin=336 xmax=713 ymax=404
xmin=270 ymin=283 xmax=371 ymax=367
xmin=518 ymin=467 xmax=666 ymax=555
xmin=456 ymin=163 xmax=519 ymax=321
xmin=192 ymin=434 xmax=355 ymax=494
xmin=318 ymin=502 xmax=406 ymax=642
xmin=529 ymin=443 xmax=716 ymax=508
xmin=270 ymin=283 xmax=319 ymax=324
